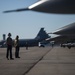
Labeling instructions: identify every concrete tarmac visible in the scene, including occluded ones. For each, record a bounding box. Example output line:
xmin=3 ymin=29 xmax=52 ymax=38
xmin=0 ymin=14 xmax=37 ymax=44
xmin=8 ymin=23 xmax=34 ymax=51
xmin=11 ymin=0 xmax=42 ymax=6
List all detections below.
xmin=0 ymin=46 xmax=75 ymax=75
xmin=26 ymin=47 xmax=75 ymax=75
xmin=0 ymin=47 xmax=51 ymax=75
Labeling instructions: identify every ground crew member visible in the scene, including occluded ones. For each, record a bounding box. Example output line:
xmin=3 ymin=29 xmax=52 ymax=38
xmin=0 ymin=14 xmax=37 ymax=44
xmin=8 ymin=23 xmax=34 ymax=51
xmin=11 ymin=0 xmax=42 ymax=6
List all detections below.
xmin=26 ymin=42 xmax=28 ymax=50
xmin=14 ymin=35 xmax=20 ymax=58
xmin=6 ymin=33 xmax=14 ymax=60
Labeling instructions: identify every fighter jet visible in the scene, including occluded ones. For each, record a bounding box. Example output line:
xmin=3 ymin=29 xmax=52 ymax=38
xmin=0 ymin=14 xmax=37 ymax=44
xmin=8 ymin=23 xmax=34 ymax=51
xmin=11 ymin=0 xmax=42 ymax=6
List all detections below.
xmin=0 ymin=28 xmax=50 ymax=47
xmin=18 ymin=28 xmax=50 ymax=47
xmin=47 ymin=22 xmax=75 ymax=48
xmin=3 ymin=0 xmax=75 ymax=14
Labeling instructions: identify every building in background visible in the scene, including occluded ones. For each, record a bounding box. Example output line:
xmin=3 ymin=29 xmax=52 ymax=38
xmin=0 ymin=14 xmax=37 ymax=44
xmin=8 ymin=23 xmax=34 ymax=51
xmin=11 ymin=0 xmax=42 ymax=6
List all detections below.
xmin=3 ymin=34 xmax=6 ymax=40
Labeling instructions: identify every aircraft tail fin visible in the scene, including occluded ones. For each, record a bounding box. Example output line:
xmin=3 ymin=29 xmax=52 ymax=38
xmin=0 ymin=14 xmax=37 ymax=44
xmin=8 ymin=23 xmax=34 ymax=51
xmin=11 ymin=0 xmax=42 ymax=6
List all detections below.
xmin=35 ymin=28 xmax=50 ymax=41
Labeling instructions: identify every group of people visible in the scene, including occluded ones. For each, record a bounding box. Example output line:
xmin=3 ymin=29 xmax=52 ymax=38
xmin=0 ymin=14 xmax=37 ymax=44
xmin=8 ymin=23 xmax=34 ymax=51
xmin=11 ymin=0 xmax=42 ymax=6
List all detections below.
xmin=6 ymin=33 xmax=20 ymax=60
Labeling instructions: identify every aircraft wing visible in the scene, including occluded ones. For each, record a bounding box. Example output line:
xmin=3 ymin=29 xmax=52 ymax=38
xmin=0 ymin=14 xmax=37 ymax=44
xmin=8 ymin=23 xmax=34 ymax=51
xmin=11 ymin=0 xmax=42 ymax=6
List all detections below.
xmin=46 ymin=35 xmax=75 ymax=44
xmin=52 ymin=22 xmax=75 ymax=36
xmin=47 ymin=22 xmax=75 ymax=44
xmin=46 ymin=35 xmax=67 ymax=44
xmin=3 ymin=0 xmax=75 ymax=14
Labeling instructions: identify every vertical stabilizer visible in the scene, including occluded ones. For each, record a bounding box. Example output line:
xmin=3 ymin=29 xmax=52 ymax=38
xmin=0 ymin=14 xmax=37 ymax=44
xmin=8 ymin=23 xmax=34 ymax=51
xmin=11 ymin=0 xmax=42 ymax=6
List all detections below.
xmin=35 ymin=28 xmax=50 ymax=41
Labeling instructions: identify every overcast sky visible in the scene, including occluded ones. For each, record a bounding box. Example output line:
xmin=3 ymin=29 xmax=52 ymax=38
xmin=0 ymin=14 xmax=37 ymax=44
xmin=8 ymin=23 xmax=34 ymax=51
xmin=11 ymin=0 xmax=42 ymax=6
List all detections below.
xmin=0 ymin=0 xmax=75 ymax=40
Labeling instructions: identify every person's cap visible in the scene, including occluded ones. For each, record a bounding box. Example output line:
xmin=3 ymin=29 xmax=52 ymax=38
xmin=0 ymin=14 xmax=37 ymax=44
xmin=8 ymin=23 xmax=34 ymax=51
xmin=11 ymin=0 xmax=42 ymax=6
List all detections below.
xmin=8 ymin=33 xmax=11 ymax=36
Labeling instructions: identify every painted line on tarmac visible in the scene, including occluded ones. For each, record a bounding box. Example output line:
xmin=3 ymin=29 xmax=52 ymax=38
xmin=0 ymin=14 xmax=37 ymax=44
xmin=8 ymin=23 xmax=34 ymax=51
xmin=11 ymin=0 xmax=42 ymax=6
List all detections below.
xmin=23 ymin=47 xmax=53 ymax=75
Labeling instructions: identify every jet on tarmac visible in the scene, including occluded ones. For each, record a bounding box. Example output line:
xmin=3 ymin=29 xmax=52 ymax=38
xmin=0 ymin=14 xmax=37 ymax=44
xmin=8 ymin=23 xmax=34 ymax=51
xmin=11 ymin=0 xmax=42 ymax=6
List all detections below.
xmin=47 ymin=22 xmax=75 ymax=48
xmin=0 ymin=28 xmax=50 ymax=47
xmin=18 ymin=28 xmax=50 ymax=47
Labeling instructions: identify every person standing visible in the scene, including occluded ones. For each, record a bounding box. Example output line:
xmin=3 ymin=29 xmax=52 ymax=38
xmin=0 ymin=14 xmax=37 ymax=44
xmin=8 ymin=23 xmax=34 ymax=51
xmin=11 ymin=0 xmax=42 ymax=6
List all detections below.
xmin=14 ymin=35 xmax=20 ymax=58
xmin=26 ymin=42 xmax=28 ymax=50
xmin=6 ymin=33 xmax=14 ymax=60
